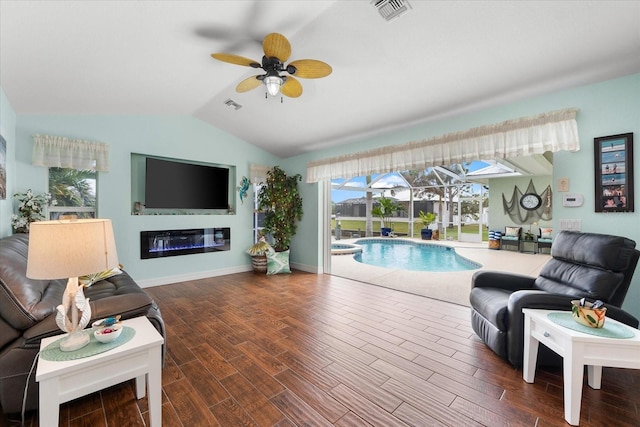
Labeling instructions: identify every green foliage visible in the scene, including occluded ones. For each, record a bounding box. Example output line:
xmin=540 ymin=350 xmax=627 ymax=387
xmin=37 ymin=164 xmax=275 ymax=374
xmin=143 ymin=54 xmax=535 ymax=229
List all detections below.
xmin=371 ymin=197 xmax=403 ymax=229
xmin=11 ymin=189 xmax=56 ymax=233
xmin=418 ymin=211 xmax=437 ymax=228
xmin=257 ymin=166 xmax=303 ymax=252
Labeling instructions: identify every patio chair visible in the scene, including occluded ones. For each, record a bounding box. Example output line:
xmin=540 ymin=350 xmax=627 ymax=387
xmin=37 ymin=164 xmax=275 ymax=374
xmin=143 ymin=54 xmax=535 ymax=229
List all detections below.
xmin=470 ymin=231 xmax=640 ymax=367
xmin=537 ymin=227 xmax=553 ymax=254
xmin=500 ymin=226 xmax=521 ymax=251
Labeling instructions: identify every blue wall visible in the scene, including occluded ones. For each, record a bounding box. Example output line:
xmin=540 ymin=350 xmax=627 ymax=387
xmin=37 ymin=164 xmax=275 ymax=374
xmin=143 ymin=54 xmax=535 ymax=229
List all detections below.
xmin=10 ymin=114 xmax=279 ymax=286
xmin=2 ymin=73 xmax=639 ymax=318
xmin=288 ymin=73 xmax=640 ymax=318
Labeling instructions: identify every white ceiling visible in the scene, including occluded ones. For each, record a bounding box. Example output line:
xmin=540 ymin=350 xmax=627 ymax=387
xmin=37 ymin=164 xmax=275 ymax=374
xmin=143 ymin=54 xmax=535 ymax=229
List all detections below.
xmin=2 ymin=1 xmax=639 ymax=158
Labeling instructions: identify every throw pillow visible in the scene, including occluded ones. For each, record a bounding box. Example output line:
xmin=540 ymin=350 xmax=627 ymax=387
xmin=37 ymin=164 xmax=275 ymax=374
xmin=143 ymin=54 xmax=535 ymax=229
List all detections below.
xmin=505 ymin=226 xmax=520 ymax=237
xmin=540 ymin=228 xmax=553 ymax=239
xmin=266 ymin=250 xmax=291 ymax=275
xmin=79 ymin=267 xmax=122 ymax=287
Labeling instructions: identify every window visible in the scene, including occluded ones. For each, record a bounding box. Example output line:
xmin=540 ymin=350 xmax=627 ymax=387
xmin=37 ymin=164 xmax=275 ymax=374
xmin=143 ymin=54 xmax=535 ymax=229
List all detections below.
xmin=48 ymin=167 xmax=97 ymax=219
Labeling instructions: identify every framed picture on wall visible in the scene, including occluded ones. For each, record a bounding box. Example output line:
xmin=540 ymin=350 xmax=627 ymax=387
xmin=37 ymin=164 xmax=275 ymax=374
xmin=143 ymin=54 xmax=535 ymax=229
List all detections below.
xmin=0 ymin=134 xmax=6 ymax=200
xmin=594 ymin=133 xmax=634 ymax=212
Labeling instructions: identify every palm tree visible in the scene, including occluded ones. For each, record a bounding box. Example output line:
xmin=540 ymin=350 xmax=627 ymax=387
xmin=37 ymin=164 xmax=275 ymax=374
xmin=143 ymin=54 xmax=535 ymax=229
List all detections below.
xmin=49 ymin=168 xmax=96 ymax=207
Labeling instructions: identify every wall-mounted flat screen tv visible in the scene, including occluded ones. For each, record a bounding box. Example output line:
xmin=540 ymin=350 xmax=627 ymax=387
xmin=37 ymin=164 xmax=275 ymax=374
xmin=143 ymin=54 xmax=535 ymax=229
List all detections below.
xmin=145 ymin=157 xmax=229 ymax=210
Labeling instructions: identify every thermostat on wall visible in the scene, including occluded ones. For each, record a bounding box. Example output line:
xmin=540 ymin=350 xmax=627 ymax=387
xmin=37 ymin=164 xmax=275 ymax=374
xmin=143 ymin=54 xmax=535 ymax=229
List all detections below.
xmin=562 ymin=194 xmax=584 ymax=207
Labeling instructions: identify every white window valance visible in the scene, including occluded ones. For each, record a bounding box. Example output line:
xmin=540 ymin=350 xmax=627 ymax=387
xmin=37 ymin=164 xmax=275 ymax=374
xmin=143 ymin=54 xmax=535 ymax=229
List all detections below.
xmin=249 ymin=163 xmax=272 ymax=184
xmin=32 ymin=134 xmax=110 ymax=172
xmin=306 ymin=108 xmax=580 ymax=182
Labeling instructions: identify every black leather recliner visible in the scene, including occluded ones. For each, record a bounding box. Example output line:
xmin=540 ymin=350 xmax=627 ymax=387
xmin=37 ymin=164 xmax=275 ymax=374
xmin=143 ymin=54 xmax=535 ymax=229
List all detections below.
xmin=470 ymin=231 xmax=640 ymax=367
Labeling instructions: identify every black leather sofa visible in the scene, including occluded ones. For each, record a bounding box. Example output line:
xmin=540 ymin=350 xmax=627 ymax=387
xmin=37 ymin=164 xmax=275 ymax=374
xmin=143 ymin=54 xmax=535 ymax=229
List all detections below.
xmin=0 ymin=233 xmax=165 ymax=415
xmin=470 ymin=231 xmax=639 ymax=367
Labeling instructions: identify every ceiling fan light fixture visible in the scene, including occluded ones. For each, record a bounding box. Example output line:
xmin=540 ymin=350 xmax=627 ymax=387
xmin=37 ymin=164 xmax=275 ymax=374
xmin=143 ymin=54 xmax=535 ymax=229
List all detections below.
xmin=264 ymin=75 xmax=283 ymax=96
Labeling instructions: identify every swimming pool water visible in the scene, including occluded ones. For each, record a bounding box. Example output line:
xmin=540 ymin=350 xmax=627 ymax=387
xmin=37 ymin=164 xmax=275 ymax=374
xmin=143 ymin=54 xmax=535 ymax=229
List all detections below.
xmin=353 ymin=239 xmax=480 ymax=272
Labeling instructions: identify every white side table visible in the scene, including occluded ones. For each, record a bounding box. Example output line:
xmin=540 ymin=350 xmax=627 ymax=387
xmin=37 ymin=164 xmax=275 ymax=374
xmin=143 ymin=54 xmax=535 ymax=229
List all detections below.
xmin=522 ymin=308 xmax=640 ymax=426
xmin=36 ymin=316 xmax=164 ymax=427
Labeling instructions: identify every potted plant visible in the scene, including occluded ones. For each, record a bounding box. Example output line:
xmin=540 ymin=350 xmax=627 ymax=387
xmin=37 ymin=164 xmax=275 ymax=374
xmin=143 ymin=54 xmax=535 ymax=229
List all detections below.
xmin=418 ymin=210 xmax=437 ymax=240
xmin=371 ymin=197 xmax=403 ymax=236
xmin=11 ymin=189 xmax=56 ymax=233
xmin=246 ymin=236 xmax=272 ymax=274
xmin=257 ymin=166 xmax=303 ymax=252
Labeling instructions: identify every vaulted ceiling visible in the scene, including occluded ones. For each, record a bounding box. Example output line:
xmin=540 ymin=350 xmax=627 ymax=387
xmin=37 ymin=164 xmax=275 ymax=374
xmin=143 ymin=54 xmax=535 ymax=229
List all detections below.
xmin=1 ymin=1 xmax=639 ymax=158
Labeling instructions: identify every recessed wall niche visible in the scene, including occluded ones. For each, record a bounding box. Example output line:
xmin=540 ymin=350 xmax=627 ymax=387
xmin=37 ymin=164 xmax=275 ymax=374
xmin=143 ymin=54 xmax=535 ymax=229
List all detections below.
xmin=131 ymin=153 xmax=235 ymax=215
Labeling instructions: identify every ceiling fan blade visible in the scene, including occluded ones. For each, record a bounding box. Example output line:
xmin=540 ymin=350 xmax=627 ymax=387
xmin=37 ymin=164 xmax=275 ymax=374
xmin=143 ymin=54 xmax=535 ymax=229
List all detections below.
xmin=211 ymin=53 xmax=261 ymax=68
xmin=236 ymin=76 xmax=263 ymax=93
xmin=263 ymin=33 xmax=291 ymax=62
xmin=288 ymin=59 xmax=332 ymax=79
xmin=281 ymin=76 xmax=303 ymax=98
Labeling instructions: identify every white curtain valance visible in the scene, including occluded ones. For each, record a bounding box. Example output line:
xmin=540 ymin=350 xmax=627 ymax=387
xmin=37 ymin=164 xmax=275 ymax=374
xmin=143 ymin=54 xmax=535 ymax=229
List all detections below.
xmin=32 ymin=134 xmax=110 ymax=172
xmin=249 ymin=163 xmax=272 ymax=184
xmin=306 ymin=108 xmax=580 ymax=182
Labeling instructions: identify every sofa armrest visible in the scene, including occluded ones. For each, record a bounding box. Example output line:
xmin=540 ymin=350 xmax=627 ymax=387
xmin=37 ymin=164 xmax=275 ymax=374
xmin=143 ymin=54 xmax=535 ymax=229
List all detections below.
xmin=23 ymin=293 xmax=154 ymax=345
xmin=471 ymin=270 xmax=536 ymax=292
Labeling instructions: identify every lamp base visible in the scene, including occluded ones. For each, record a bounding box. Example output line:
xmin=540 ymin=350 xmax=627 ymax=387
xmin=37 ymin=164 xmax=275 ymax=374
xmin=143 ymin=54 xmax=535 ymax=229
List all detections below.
xmin=59 ymin=330 xmax=90 ymax=352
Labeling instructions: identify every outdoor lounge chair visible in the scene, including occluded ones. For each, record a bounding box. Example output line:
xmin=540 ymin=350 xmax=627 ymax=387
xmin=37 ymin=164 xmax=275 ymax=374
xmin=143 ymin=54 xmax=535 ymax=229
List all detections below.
xmin=500 ymin=226 xmax=521 ymax=251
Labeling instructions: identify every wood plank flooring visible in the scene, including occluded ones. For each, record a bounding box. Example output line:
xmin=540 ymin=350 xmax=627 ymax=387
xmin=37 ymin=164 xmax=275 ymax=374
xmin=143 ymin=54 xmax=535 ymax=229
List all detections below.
xmin=6 ymin=271 xmax=640 ymax=426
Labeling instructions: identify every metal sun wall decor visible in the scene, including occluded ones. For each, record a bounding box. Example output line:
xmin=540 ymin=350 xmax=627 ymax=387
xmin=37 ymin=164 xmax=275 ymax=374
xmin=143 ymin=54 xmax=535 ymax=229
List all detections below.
xmin=502 ymin=179 xmax=553 ymax=225
xmin=594 ymin=133 xmax=634 ymax=213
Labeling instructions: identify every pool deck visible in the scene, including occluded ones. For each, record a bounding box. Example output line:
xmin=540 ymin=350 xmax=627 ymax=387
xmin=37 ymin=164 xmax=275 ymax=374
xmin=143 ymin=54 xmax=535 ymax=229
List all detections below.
xmin=330 ymin=237 xmax=550 ymax=307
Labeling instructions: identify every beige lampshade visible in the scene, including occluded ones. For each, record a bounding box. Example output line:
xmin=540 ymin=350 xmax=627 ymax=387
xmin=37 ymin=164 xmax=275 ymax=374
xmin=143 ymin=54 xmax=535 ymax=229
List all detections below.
xmin=26 ymin=219 xmax=119 ymax=280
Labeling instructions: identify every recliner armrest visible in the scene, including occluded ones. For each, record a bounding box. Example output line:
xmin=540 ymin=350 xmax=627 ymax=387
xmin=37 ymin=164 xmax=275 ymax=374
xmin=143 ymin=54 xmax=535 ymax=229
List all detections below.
xmin=604 ymin=305 xmax=639 ymax=328
xmin=506 ymin=290 xmax=578 ymax=367
xmin=471 ymin=270 xmax=536 ymax=292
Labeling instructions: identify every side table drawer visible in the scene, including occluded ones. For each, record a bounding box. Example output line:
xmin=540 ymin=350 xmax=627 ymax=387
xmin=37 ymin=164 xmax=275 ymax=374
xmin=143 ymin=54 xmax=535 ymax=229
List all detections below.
xmin=530 ymin=318 xmax=565 ymax=355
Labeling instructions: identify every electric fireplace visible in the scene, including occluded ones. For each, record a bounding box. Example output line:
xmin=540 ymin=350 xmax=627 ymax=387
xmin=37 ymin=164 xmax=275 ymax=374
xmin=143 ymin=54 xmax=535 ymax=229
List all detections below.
xmin=140 ymin=228 xmax=230 ymax=259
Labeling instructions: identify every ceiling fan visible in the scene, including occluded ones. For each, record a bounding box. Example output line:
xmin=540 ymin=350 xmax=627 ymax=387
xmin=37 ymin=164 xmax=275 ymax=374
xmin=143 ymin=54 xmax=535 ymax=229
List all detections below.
xmin=211 ymin=33 xmax=332 ymax=98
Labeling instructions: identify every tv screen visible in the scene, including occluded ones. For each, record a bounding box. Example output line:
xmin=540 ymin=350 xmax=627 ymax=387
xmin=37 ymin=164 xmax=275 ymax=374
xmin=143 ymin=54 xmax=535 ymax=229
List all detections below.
xmin=145 ymin=157 xmax=229 ymax=210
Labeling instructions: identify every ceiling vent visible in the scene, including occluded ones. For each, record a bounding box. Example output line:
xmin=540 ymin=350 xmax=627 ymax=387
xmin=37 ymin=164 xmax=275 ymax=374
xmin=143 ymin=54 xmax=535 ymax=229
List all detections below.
xmin=372 ymin=0 xmax=412 ymax=22
xmin=224 ymin=99 xmax=242 ymax=110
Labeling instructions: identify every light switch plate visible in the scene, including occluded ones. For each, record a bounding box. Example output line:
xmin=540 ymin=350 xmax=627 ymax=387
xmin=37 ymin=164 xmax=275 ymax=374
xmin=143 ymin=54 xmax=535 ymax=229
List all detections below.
xmin=558 ymin=177 xmax=569 ymax=192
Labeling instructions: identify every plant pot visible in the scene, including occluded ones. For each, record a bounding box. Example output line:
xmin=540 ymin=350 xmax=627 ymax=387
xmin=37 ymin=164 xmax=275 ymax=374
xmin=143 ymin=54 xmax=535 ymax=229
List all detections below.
xmin=381 ymin=227 xmax=392 ymax=236
xmin=251 ymin=255 xmax=267 ymax=274
xmin=420 ymin=228 xmax=433 ymax=240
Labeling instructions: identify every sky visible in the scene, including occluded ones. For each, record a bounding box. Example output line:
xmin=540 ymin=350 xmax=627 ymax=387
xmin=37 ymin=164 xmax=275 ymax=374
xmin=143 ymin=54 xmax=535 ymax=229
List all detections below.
xmin=331 ymin=161 xmax=488 ymax=203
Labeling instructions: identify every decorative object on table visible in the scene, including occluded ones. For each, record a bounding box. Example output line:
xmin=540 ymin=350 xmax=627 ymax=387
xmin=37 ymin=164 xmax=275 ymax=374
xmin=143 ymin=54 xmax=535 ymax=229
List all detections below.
xmin=92 ymin=315 xmax=122 ymax=330
xmin=26 ymin=219 xmax=120 ymax=352
xmin=93 ymin=324 xmax=123 ymax=343
xmin=257 ymin=166 xmax=303 ymax=252
xmin=237 ymin=175 xmax=250 ymax=204
xmin=418 ymin=210 xmax=436 ymax=240
xmin=571 ymin=298 xmax=607 ymax=328
xmin=594 ymin=132 xmax=634 ymax=213
xmin=372 ymin=196 xmax=403 ymax=237
xmin=502 ymin=179 xmax=552 ymax=225
xmin=10 ymin=189 xmax=57 ymax=233
xmin=523 ymin=222 xmax=537 ymax=241
xmin=246 ymin=236 xmax=272 ymax=274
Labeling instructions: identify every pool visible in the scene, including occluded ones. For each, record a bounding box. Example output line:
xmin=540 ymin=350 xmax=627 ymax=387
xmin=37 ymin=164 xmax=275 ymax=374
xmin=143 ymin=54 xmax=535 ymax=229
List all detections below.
xmin=353 ymin=239 xmax=481 ymax=272
xmin=331 ymin=243 xmax=363 ymax=255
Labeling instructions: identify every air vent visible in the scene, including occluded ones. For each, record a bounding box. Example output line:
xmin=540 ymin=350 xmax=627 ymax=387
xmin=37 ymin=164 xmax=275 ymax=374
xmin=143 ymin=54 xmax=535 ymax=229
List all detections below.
xmin=224 ymin=99 xmax=242 ymax=110
xmin=372 ymin=0 xmax=412 ymax=22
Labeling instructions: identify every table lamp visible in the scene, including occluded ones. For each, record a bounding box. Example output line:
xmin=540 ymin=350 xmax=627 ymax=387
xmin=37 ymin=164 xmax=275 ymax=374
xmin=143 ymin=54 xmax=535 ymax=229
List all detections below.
xmin=26 ymin=219 xmax=119 ymax=352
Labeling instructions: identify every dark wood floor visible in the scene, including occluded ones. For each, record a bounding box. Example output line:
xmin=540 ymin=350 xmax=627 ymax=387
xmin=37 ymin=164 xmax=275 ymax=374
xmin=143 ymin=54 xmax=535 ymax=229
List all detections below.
xmin=6 ymin=271 xmax=640 ymax=426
